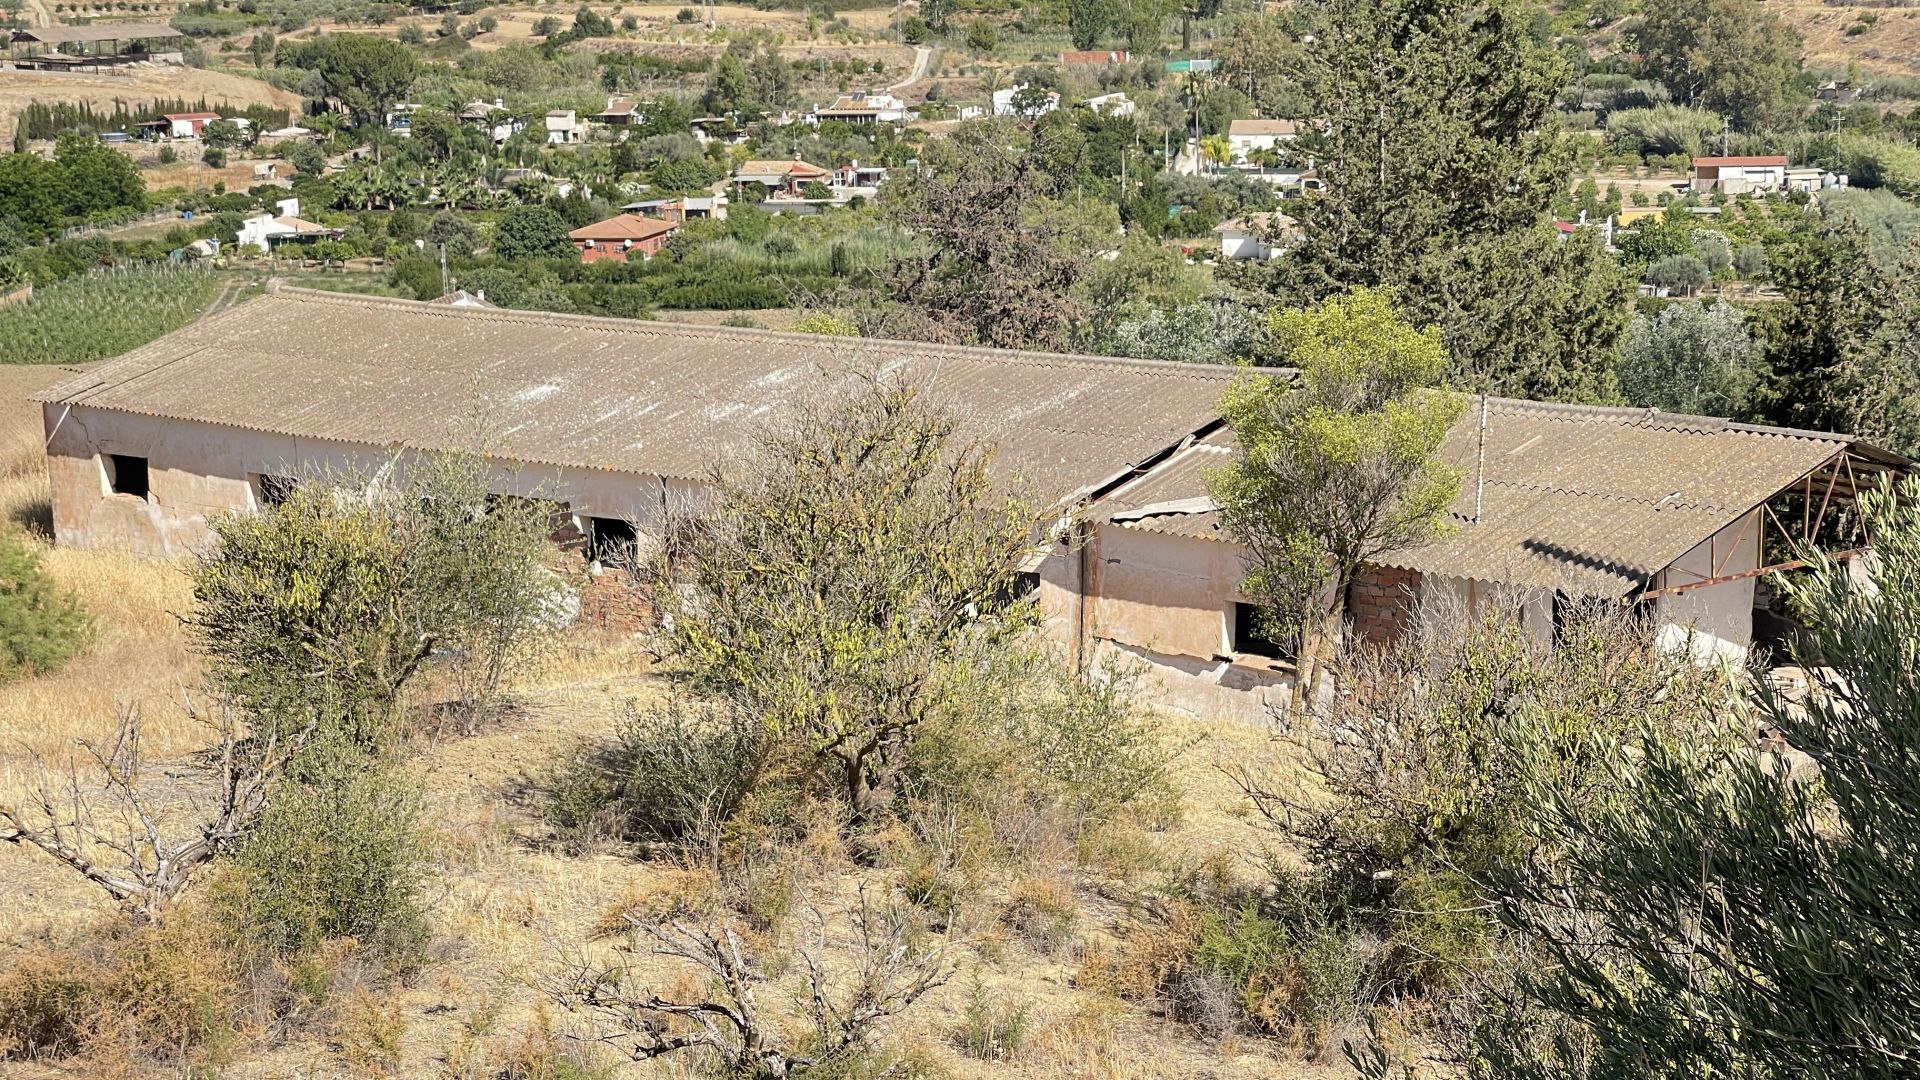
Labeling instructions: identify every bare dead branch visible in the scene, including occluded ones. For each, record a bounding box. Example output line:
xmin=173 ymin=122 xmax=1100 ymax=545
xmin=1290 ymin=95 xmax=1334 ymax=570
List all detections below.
xmin=0 ymin=701 xmax=310 ymax=923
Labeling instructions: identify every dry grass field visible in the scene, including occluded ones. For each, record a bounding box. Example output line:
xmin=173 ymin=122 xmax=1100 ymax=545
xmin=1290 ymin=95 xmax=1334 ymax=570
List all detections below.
xmin=0 ymin=66 xmax=302 ymax=149
xmin=0 ymin=366 xmax=1347 ymax=1078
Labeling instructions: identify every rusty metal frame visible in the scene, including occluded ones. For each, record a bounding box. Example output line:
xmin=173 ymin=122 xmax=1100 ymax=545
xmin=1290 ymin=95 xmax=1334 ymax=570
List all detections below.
xmin=1636 ymin=446 xmax=1889 ymax=601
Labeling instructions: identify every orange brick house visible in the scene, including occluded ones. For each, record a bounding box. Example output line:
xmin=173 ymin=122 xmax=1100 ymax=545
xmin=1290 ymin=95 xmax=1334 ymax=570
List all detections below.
xmin=569 ymin=213 xmax=679 ymax=263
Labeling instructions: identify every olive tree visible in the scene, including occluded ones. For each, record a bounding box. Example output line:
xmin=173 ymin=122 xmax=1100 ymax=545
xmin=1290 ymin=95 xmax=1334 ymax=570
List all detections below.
xmin=655 ymin=376 xmax=1037 ymax=825
xmin=1465 ymin=477 xmax=1920 ymax=1079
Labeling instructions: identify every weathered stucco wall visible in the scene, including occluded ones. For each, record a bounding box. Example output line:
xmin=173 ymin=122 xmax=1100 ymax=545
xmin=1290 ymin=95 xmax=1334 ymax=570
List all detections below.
xmin=1082 ymin=524 xmax=1246 ymax=662
xmin=42 ymin=404 xmax=692 ymax=559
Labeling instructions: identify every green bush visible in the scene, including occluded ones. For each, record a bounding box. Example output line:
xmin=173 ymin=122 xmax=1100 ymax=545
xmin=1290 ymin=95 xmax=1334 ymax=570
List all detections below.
xmin=545 ymin=697 xmax=771 ymax=848
xmin=217 ymin=743 xmax=430 ymax=969
xmin=0 ymin=529 xmax=88 ymax=682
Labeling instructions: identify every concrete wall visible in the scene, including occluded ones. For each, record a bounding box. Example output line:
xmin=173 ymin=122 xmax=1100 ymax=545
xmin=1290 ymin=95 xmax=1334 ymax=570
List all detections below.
xmin=43 ymin=404 xmax=689 ymax=560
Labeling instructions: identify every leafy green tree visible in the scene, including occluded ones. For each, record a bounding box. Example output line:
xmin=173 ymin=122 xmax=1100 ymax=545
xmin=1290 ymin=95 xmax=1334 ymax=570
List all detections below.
xmin=52 ymin=133 xmax=147 ymax=220
xmin=1209 ymin=287 xmax=1464 ymax=705
xmin=704 ymin=52 xmax=751 ymax=114
xmin=491 ymin=205 xmax=575 ymax=260
xmin=1067 ymin=0 xmax=1110 ymax=50
xmin=1759 ymin=214 xmax=1920 ymax=454
xmin=1637 ymin=0 xmax=1803 ymax=130
xmin=1603 ymin=104 xmax=1724 ymax=158
xmin=965 ymin=17 xmax=998 ymax=52
xmin=0 ymin=529 xmax=88 ymax=683
xmin=200 ymin=119 xmax=247 ymax=150
xmin=1645 ymin=253 xmax=1709 ymax=294
xmin=1471 ymin=475 xmax=1920 ymax=1080
xmin=311 ymin=34 xmax=419 ymax=126
xmin=1618 ymin=301 xmax=1759 ymax=416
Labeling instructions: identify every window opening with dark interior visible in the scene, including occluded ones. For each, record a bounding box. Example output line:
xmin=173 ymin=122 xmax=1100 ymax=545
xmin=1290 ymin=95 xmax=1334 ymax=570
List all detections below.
xmin=107 ymin=454 xmax=149 ymax=499
xmin=589 ymin=516 xmax=639 ymax=568
xmin=255 ymin=474 xmax=296 ymax=508
xmin=1232 ymin=601 xmax=1296 ymax=661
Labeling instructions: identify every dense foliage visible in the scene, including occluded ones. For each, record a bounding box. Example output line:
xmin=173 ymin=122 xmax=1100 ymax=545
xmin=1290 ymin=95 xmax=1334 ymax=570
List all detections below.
xmin=0 ymin=530 xmax=88 ymax=683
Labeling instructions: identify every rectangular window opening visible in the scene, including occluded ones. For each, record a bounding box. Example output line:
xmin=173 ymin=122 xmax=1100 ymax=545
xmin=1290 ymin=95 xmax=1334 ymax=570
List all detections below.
xmin=107 ymin=454 xmax=149 ymax=500
xmin=589 ymin=516 xmax=639 ymax=568
xmin=254 ymin=473 xmax=296 ymax=508
xmin=1232 ymin=602 xmax=1296 ymax=661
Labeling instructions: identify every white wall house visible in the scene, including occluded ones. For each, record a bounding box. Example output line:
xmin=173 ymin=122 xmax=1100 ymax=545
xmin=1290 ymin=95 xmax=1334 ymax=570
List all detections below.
xmin=992 ymin=84 xmax=1060 ymax=117
xmin=1691 ymin=156 xmax=1790 ymax=194
xmin=545 ymin=110 xmax=584 ymax=144
xmin=1226 ymin=118 xmax=1301 ymax=163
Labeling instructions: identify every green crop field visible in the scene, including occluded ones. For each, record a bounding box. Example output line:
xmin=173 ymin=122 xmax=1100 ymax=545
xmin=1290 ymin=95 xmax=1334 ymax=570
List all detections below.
xmin=0 ymin=264 xmax=222 ymax=366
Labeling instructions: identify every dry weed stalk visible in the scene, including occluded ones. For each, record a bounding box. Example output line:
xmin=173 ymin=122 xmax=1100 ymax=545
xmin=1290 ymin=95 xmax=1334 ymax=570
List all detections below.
xmin=558 ymin=886 xmax=954 ymax=1077
xmin=0 ymin=698 xmax=308 ymax=923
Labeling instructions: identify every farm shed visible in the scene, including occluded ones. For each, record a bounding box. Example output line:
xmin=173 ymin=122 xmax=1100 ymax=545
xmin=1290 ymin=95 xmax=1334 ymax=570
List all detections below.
xmin=31 ymin=286 xmax=1245 ymax=579
xmin=1057 ymin=399 xmax=1908 ymax=721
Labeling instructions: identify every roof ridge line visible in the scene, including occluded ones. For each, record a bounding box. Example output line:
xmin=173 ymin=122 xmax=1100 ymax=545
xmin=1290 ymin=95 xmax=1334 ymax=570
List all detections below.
xmin=268 ymin=287 xmax=1291 ymax=379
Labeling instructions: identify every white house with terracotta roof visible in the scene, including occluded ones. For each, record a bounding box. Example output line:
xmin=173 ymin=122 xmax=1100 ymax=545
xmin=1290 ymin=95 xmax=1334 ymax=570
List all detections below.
xmin=811 ymin=91 xmax=911 ymax=124
xmin=235 ymin=198 xmax=337 ymax=252
xmin=1691 ymin=155 xmax=1790 ymax=194
xmin=1227 ymin=118 xmax=1303 ymax=162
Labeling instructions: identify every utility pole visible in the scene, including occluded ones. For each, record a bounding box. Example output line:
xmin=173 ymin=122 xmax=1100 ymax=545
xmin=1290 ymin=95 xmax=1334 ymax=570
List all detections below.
xmin=1721 ymin=114 xmax=1731 ymax=157
xmin=438 ymin=241 xmax=448 ymax=297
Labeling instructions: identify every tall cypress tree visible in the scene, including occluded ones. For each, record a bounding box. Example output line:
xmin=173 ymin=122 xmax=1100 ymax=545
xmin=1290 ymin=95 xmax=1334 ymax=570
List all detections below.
xmin=1271 ymin=0 xmax=1632 ymax=402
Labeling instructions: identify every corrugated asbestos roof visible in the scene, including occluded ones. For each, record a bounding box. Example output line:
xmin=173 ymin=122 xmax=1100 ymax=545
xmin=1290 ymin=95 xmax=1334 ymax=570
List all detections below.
xmin=13 ymin=21 xmax=183 ymax=43
xmin=1096 ymin=398 xmax=1897 ymax=595
xmin=34 ymin=288 xmax=1247 ymax=511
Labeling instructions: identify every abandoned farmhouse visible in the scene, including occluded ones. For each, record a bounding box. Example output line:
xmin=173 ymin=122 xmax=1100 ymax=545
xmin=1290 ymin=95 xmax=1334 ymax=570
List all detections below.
xmin=34 ymin=288 xmax=1906 ymax=718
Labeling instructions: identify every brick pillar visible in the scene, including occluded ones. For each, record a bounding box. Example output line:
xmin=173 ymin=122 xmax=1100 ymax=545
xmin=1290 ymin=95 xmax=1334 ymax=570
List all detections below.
xmin=1346 ymin=565 xmax=1422 ymax=649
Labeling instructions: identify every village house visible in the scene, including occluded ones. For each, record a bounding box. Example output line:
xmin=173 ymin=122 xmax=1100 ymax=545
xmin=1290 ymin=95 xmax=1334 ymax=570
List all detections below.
xmin=545 ymin=110 xmax=585 ymax=145
xmin=153 ymin=111 xmax=221 ymax=140
xmin=992 ymin=84 xmax=1061 ymax=117
xmin=1227 ymin=118 xmax=1303 ymax=163
xmin=689 ymin=115 xmax=750 ymax=145
xmin=1213 ymin=213 xmax=1297 ymax=261
xmin=35 ymin=291 xmax=1903 ymax=717
xmin=621 ymin=195 xmax=728 ymax=223
xmin=459 ymin=99 xmax=523 ymax=144
xmin=733 ymin=157 xmax=832 ymax=198
xmin=234 ymin=198 xmax=338 ymax=252
xmin=811 ymin=91 xmax=911 ymax=125
xmin=1079 ymin=92 xmax=1136 ymax=118
xmin=595 ymin=98 xmax=640 ymax=128
xmin=567 ymin=213 xmax=679 ymax=262
xmin=1690 ymin=155 xmax=1790 ymax=194
xmin=832 ymin=161 xmax=888 ymax=191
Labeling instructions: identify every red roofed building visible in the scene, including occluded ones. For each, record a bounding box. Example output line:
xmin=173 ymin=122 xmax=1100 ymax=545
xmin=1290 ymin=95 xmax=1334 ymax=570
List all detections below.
xmin=569 ymin=213 xmax=679 ymax=263
xmin=157 ymin=111 xmax=220 ymax=139
xmin=1691 ymin=155 xmax=1790 ymax=194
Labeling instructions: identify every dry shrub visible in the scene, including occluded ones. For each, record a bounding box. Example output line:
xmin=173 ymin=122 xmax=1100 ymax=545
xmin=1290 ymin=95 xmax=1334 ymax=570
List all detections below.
xmin=332 ymin=985 xmax=408 ymax=1076
xmin=1003 ymin=874 xmax=1078 ymax=956
xmin=1076 ymin=900 xmax=1204 ymax=1004
xmin=0 ymin=908 xmax=240 ymax=1070
xmin=1031 ymin=996 xmax=1125 ymax=1078
xmin=590 ymin=866 xmax=724 ymax=937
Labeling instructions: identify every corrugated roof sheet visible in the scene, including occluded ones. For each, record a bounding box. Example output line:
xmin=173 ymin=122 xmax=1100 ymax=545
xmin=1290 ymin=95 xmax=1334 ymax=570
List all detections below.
xmin=1096 ymin=398 xmax=1893 ymax=595
xmin=13 ymin=21 xmax=183 ymax=43
xmin=35 ymin=288 xmax=1247 ymax=511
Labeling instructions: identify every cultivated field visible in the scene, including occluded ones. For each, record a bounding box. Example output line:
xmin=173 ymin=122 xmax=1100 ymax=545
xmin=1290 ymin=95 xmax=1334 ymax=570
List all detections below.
xmin=0 ymin=362 xmax=1350 ymax=1078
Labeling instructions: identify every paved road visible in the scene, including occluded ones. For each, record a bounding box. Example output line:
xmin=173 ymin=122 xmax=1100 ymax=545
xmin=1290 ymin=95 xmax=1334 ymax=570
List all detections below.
xmin=887 ymin=45 xmax=935 ymax=94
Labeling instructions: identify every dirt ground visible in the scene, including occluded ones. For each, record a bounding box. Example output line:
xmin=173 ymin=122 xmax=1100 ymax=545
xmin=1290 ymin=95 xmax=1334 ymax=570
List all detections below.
xmin=0 ymin=66 xmax=302 ymax=149
xmin=1778 ymin=1 xmax=1920 ymax=79
xmin=0 ymin=360 xmax=1350 ymax=1078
